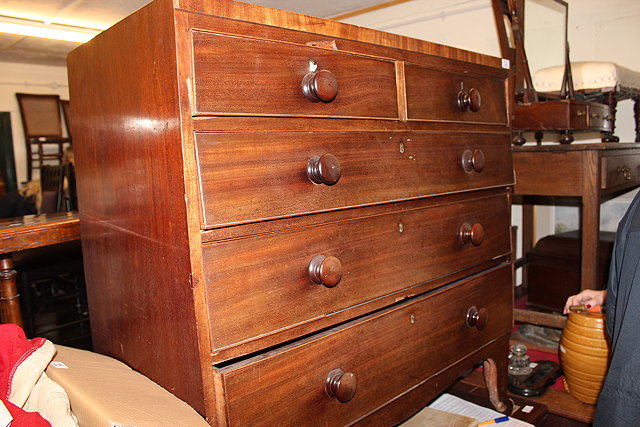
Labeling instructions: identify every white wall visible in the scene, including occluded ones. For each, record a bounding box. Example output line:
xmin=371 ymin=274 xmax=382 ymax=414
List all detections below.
xmin=1 ymin=61 xmax=69 ymax=185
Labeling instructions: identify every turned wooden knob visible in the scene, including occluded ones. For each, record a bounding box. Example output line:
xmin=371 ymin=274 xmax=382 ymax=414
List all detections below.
xmin=460 ymin=223 xmax=485 ymax=246
xmin=466 ymin=306 xmax=489 ymax=330
xmin=302 ymin=70 xmax=338 ymax=103
xmin=325 ymin=368 xmax=357 ymax=403
xmin=307 ymin=154 xmax=341 ymax=186
xmin=457 ymin=88 xmax=481 ymax=112
xmin=461 ymin=149 xmax=486 ymax=173
xmin=308 ymin=255 xmax=343 ymax=288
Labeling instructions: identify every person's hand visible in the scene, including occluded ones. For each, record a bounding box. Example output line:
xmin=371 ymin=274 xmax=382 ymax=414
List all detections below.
xmin=563 ymin=289 xmax=607 ymax=314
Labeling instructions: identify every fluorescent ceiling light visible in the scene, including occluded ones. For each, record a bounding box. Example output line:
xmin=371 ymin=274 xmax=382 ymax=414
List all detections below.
xmin=0 ymin=15 xmax=100 ymax=43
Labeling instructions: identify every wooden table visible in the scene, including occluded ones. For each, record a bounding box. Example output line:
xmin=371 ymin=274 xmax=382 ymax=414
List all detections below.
xmin=512 ymin=143 xmax=640 ymax=325
xmin=0 ymin=211 xmax=80 ymax=326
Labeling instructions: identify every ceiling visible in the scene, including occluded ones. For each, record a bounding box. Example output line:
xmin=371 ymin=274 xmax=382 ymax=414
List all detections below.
xmin=0 ymin=0 xmax=393 ymax=66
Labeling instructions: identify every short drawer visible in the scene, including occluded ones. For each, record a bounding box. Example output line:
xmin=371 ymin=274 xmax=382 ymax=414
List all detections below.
xmin=603 ymin=154 xmax=640 ymax=190
xmin=405 ymin=64 xmax=507 ymax=124
xmin=217 ymin=266 xmax=512 ymax=426
xmin=195 ymin=132 xmax=513 ymax=227
xmin=203 ymin=193 xmax=511 ymax=351
xmin=191 ymin=31 xmax=398 ymax=118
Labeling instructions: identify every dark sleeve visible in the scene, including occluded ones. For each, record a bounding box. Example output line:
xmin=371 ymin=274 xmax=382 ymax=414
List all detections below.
xmin=605 ymin=240 xmax=619 ymax=339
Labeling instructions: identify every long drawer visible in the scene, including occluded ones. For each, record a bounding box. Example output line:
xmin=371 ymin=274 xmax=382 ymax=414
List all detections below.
xmin=195 ymin=132 xmax=513 ymax=228
xmin=216 ymin=266 xmax=512 ymax=426
xmin=191 ymin=31 xmax=399 ymax=119
xmin=203 ymin=192 xmax=510 ymax=351
xmin=405 ymin=63 xmax=507 ymax=124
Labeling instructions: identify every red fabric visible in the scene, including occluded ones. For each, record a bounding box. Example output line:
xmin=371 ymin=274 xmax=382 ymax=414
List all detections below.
xmin=1 ymin=399 xmax=51 ymax=426
xmin=0 ymin=323 xmax=46 ymax=400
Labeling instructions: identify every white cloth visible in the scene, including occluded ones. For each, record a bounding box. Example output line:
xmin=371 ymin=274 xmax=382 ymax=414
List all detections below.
xmin=534 ymin=61 xmax=640 ymax=92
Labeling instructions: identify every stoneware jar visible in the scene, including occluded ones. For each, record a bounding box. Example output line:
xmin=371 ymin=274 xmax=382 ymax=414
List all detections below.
xmin=559 ymin=311 xmax=610 ymax=404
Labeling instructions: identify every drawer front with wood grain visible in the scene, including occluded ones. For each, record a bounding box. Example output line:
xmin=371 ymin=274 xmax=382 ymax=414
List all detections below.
xmin=603 ymin=153 xmax=640 ymax=190
xmin=191 ymin=31 xmax=398 ymax=118
xmin=405 ymin=64 xmax=507 ymax=124
xmin=203 ymin=193 xmax=510 ymax=351
xmin=195 ymin=132 xmax=513 ymax=228
xmin=217 ymin=266 xmax=512 ymax=426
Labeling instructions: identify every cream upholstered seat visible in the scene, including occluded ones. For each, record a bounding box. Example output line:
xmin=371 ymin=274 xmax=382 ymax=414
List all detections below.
xmin=533 ymin=62 xmax=640 ymax=142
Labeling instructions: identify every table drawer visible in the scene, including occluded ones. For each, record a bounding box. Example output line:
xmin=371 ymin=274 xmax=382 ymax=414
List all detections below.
xmin=203 ymin=193 xmax=510 ymax=351
xmin=405 ymin=64 xmax=507 ymax=124
xmin=603 ymin=154 xmax=640 ymax=190
xmin=191 ymin=31 xmax=398 ymax=119
xmin=217 ymin=266 xmax=512 ymax=426
xmin=196 ymin=132 xmax=513 ymax=227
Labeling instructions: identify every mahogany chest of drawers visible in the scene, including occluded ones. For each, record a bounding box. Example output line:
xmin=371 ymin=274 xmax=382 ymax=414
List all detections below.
xmin=68 ymin=0 xmax=514 ymax=424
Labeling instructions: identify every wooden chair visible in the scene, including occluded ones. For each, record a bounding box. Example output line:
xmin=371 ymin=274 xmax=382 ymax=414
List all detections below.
xmin=39 ymin=163 xmax=77 ymax=213
xmin=15 ymin=93 xmax=71 ymax=181
xmin=40 ymin=164 xmax=67 ymax=214
xmin=16 ymin=162 xmax=88 ymax=347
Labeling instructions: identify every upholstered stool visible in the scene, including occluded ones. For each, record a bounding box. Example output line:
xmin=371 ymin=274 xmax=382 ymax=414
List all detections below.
xmin=534 ymin=62 xmax=640 ymax=142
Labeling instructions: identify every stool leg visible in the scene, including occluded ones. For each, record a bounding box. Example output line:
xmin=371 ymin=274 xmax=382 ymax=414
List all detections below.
xmin=634 ymin=97 xmax=640 ymax=142
xmin=601 ymin=91 xmax=619 ymax=142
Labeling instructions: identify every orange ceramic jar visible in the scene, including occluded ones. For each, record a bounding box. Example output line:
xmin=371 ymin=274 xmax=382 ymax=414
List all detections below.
xmin=559 ymin=311 xmax=611 ymax=404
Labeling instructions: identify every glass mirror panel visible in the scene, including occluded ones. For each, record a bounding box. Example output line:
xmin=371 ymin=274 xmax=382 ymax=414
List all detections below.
xmin=524 ymin=0 xmax=567 ymax=75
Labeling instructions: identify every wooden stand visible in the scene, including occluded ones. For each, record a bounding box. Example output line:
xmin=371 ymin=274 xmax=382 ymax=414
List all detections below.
xmin=513 ymin=143 xmax=640 ymax=325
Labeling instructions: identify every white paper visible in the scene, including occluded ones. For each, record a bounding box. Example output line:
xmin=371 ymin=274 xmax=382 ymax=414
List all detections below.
xmin=428 ymin=394 xmax=533 ymax=427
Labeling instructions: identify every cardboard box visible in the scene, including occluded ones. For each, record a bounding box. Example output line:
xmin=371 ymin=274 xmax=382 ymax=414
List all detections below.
xmin=46 ymin=345 xmax=208 ymax=426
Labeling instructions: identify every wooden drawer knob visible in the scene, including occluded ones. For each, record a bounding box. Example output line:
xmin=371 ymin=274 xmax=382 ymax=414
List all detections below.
xmin=460 ymin=222 xmax=485 ymax=246
xmin=461 ymin=149 xmax=486 ymax=173
xmin=302 ymin=70 xmax=338 ymax=103
xmin=457 ymin=87 xmax=481 ymax=112
xmin=466 ymin=306 xmax=488 ymax=330
xmin=308 ymin=255 xmax=343 ymax=288
xmin=325 ymin=368 xmax=357 ymax=403
xmin=307 ymin=154 xmax=341 ymax=186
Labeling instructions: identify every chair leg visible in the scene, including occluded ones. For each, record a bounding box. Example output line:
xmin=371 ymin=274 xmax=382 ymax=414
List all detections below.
xmin=26 ymin=142 xmax=33 ymax=182
xmin=634 ymin=97 xmax=640 ymax=143
xmin=601 ymin=91 xmax=620 ymax=142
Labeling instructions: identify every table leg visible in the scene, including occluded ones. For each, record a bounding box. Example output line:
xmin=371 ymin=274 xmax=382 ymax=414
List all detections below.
xmin=0 ymin=253 xmax=23 ymax=326
xmin=521 ymin=204 xmax=534 ymax=288
xmin=580 ymin=150 xmax=601 ymax=291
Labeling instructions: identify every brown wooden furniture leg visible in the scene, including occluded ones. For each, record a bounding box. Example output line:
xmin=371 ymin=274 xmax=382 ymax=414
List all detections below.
xmin=483 ymin=357 xmax=511 ymax=413
xmin=580 ymin=150 xmax=601 ymax=291
xmin=521 ymin=204 xmax=534 ymax=288
xmin=601 ymin=91 xmax=619 ymax=142
xmin=0 ymin=253 xmax=23 ymax=326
